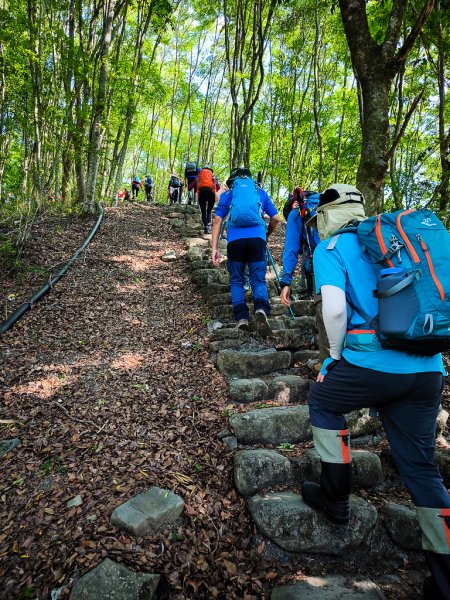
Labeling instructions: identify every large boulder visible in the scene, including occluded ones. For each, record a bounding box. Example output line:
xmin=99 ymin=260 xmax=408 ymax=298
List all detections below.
xmin=248 ymin=491 xmax=378 ymax=554
xmin=230 ymin=405 xmax=311 ymax=445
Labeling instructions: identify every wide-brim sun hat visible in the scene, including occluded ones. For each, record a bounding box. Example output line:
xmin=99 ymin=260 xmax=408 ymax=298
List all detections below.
xmin=306 ymin=183 xmax=364 ymax=228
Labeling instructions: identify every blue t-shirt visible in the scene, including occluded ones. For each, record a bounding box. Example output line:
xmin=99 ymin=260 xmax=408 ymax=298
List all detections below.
xmin=215 ymin=187 xmax=278 ymax=243
xmin=281 ymin=210 xmax=320 ymax=285
xmin=313 ymin=233 xmax=444 ymax=374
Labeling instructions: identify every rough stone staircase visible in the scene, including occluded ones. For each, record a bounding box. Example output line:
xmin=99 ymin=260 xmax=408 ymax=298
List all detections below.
xmin=166 ymin=204 xmax=450 ymax=598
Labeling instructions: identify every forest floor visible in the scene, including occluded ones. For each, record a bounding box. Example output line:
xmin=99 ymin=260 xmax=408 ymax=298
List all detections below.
xmin=0 ymin=203 xmax=444 ymax=599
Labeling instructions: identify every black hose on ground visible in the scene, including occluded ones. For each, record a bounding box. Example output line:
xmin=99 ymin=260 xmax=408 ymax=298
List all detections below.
xmin=0 ymin=202 xmax=104 ymax=335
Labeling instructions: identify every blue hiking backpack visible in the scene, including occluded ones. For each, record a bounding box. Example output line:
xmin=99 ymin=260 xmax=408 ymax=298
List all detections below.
xmin=336 ymin=209 xmax=450 ymax=356
xmin=304 ymin=193 xmax=320 ymax=218
xmin=228 ymin=177 xmax=265 ymax=228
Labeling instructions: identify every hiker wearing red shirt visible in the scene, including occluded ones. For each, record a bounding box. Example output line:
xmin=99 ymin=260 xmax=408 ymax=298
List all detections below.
xmin=197 ymin=165 xmax=220 ymax=233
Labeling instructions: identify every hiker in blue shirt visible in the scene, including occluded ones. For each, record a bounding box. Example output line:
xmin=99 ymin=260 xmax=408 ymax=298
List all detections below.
xmin=301 ymin=183 xmax=449 ymax=599
xmin=211 ymin=167 xmax=281 ymax=334
xmin=144 ymin=175 xmax=153 ymax=202
xmin=279 ymin=192 xmax=329 ymax=368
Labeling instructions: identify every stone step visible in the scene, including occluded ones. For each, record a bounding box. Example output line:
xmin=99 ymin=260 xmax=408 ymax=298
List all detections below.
xmin=290 ymin=300 xmax=315 ymax=317
xmin=191 ymin=269 xmax=229 ymax=287
xmin=291 ymin=349 xmax=320 ymax=364
xmin=248 ymin=491 xmax=378 ymax=555
xmin=271 ymin=575 xmax=386 ymax=599
xmin=248 ymin=491 xmax=420 ymax=561
xmin=270 ymin=328 xmax=310 ymax=350
xmin=229 ymin=375 xmax=310 ymax=404
xmin=229 ymin=405 xmax=311 ymax=445
xmin=233 ymin=448 xmax=384 ymax=497
xmin=217 ymin=348 xmax=291 ymax=378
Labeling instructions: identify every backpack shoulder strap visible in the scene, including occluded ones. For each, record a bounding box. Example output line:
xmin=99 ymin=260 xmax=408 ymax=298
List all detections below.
xmin=327 ymin=234 xmax=341 ymax=250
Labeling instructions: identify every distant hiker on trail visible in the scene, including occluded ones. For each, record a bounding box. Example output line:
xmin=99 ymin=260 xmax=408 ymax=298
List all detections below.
xmin=116 ymin=188 xmax=126 ymax=203
xmin=211 ymin=167 xmax=281 ymax=334
xmin=184 ymin=161 xmax=201 ymax=205
xmin=168 ymin=173 xmax=183 ymax=205
xmin=279 ymin=189 xmax=329 ymax=370
xmin=124 ymin=188 xmax=131 ymax=201
xmin=144 ymin=175 xmax=153 ymax=203
xmin=131 ymin=175 xmax=141 ymax=200
xmin=301 ymin=183 xmax=449 ymax=599
xmin=197 ymin=165 xmax=219 ymax=234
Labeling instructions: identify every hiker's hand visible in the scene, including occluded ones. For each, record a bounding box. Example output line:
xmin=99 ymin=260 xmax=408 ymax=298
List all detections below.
xmin=317 ymin=357 xmax=339 ymax=382
xmin=212 ymin=249 xmax=221 ymax=267
xmin=280 ymin=285 xmax=291 ymax=308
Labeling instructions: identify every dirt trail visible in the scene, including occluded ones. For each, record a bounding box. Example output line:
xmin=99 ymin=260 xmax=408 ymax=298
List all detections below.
xmin=0 ymin=204 xmax=429 ymax=599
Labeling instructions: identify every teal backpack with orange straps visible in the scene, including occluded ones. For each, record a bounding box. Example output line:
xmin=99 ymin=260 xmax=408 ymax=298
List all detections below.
xmin=336 ymin=208 xmax=450 ymax=356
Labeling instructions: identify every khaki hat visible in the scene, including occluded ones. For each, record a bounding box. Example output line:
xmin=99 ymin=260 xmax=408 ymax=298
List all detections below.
xmin=306 ymin=183 xmax=364 ymax=229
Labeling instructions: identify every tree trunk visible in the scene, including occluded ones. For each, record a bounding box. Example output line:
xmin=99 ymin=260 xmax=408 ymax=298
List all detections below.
xmin=84 ymin=0 xmax=116 ymax=214
xmin=338 ymin=0 xmax=435 ymax=214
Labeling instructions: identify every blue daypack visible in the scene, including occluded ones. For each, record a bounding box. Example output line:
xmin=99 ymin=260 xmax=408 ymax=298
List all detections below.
xmin=336 ymin=209 xmax=450 ymax=355
xmin=228 ymin=177 xmax=265 ymax=228
xmin=304 ymin=193 xmax=320 ymax=217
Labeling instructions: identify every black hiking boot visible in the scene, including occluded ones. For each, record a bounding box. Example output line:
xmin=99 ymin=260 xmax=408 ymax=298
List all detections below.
xmin=302 ymin=481 xmax=350 ymax=525
xmin=302 ymin=461 xmax=352 ymax=525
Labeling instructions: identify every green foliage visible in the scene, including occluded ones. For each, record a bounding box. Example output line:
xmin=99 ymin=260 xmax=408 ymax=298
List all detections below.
xmin=0 ymin=0 xmax=446 ymax=211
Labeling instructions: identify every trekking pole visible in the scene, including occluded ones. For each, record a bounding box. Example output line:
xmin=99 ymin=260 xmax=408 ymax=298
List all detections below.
xmin=266 ymin=246 xmax=295 ymax=319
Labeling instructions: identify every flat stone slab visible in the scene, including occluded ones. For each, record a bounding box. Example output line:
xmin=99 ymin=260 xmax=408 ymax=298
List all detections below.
xmin=0 ymin=438 xmax=21 ymax=460
xmin=69 ymin=558 xmax=160 ymax=600
xmin=248 ymin=491 xmax=378 ymax=554
xmin=230 ymin=405 xmax=311 ymax=445
xmin=111 ymin=486 xmax=184 ymax=536
xmin=217 ymin=348 xmax=291 ymax=378
xmin=271 ymin=575 xmax=386 ymax=599
xmin=161 ymin=250 xmax=177 ymax=262
xmin=234 ymin=449 xmax=294 ymax=496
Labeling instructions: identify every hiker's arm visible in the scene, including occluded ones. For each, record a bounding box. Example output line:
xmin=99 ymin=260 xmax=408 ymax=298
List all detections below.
xmin=321 ymin=285 xmax=347 ymax=361
xmin=211 ymin=216 xmax=222 ymax=267
xmin=267 ymin=214 xmax=281 ymax=239
xmin=216 ymin=183 xmax=228 ymax=200
xmin=281 ymin=211 xmax=303 ymax=287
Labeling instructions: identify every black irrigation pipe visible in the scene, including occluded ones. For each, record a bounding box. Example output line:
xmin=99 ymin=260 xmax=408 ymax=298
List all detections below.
xmin=0 ymin=202 xmax=104 ymax=335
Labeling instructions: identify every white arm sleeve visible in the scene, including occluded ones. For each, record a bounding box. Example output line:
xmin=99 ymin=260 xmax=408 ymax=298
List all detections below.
xmin=320 ymin=285 xmax=347 ymax=360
